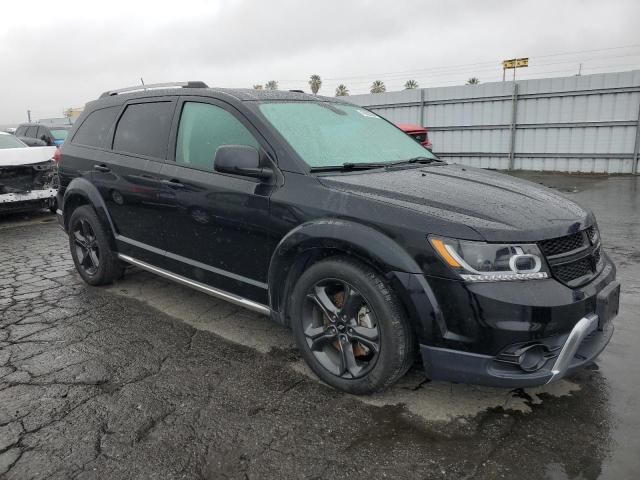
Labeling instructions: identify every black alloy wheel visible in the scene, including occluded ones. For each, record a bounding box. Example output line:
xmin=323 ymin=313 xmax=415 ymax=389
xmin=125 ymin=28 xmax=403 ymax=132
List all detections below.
xmin=290 ymin=257 xmax=415 ymax=394
xmin=303 ymin=279 xmax=380 ymax=379
xmin=72 ymin=218 xmax=100 ymax=276
xmin=68 ymin=205 xmax=123 ymax=286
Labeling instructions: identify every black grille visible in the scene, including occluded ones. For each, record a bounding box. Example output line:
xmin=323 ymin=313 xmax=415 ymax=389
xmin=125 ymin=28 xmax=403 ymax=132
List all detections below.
xmin=554 ymin=258 xmax=593 ymax=283
xmin=539 ymin=228 xmax=602 ymax=285
xmin=539 ymin=231 xmax=585 ymax=256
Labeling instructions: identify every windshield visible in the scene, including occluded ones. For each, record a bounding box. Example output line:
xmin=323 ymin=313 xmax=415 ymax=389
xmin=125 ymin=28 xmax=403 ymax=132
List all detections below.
xmin=0 ymin=134 xmax=26 ymax=149
xmin=50 ymin=128 xmax=70 ymax=141
xmin=258 ymin=102 xmax=437 ymax=168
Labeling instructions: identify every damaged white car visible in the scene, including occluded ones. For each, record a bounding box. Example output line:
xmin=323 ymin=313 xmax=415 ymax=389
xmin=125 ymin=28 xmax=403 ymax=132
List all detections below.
xmin=0 ymin=131 xmax=59 ymax=214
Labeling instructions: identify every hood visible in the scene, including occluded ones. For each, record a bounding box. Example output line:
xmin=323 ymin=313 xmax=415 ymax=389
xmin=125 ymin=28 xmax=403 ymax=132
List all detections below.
xmin=0 ymin=146 xmax=57 ymax=167
xmin=318 ymin=164 xmax=593 ymax=242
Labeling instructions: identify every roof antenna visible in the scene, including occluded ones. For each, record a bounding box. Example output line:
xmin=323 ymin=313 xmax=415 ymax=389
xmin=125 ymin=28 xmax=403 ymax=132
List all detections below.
xmin=140 ymin=77 xmax=145 ymax=86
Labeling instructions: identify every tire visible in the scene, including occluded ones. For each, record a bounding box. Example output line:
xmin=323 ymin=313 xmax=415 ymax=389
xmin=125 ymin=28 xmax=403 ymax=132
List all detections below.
xmin=68 ymin=205 xmax=123 ymax=286
xmin=290 ymin=256 xmax=415 ymax=394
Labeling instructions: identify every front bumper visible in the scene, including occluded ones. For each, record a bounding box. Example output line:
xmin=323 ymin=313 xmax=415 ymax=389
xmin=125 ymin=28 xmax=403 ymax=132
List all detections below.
xmin=393 ymin=249 xmax=620 ymax=388
xmin=420 ymin=311 xmax=614 ymax=387
xmin=0 ymin=188 xmax=57 ymax=213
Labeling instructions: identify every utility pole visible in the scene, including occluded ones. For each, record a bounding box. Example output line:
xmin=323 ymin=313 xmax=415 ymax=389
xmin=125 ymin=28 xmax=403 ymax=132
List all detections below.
xmin=577 ymin=63 xmax=582 ymax=76
xmin=27 ymin=110 xmax=31 ymax=122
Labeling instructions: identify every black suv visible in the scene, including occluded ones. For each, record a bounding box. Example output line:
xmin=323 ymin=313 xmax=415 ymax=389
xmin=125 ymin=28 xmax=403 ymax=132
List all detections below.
xmin=57 ymin=81 xmax=620 ymax=394
xmin=16 ymin=122 xmax=72 ymax=147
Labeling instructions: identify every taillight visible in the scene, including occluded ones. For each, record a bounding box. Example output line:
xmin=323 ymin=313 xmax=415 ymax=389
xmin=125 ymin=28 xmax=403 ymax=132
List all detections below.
xmin=53 ymin=148 xmax=61 ymax=163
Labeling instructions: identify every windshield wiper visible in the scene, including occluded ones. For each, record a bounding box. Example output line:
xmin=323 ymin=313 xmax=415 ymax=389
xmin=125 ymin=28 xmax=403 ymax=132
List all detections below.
xmin=309 ymin=157 xmax=442 ymax=173
xmin=310 ymin=162 xmax=388 ymax=172
xmin=389 ymin=156 xmax=442 ymax=166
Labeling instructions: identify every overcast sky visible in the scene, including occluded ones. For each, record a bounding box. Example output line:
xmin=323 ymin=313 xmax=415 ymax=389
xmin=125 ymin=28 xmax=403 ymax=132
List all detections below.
xmin=1 ymin=0 xmax=639 ymax=125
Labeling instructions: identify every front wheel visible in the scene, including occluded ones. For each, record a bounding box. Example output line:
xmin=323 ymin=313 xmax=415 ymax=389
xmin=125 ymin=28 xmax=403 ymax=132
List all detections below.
xmin=290 ymin=257 xmax=415 ymax=394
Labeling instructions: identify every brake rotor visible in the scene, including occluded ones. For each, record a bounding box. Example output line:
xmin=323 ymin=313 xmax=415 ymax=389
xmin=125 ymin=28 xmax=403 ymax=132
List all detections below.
xmin=319 ymin=290 xmax=372 ymax=359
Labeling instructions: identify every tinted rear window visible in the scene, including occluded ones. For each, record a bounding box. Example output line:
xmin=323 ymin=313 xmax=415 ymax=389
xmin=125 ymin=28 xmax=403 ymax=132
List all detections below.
xmin=16 ymin=126 xmax=27 ymax=136
xmin=73 ymin=106 xmax=120 ymax=148
xmin=113 ymin=102 xmax=173 ymax=158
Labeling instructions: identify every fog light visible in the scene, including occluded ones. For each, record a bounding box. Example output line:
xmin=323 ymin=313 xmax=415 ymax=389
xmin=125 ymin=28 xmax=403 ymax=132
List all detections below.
xmin=518 ymin=344 xmax=549 ymax=372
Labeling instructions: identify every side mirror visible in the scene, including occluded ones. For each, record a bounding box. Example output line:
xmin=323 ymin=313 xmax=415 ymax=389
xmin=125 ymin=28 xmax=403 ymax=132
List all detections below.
xmin=214 ymin=145 xmax=273 ymax=179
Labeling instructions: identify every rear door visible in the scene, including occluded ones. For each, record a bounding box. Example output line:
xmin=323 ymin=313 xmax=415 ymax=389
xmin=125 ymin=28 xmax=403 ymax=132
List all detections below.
xmin=159 ymin=98 xmax=278 ymax=303
xmin=96 ymin=98 xmax=177 ymax=264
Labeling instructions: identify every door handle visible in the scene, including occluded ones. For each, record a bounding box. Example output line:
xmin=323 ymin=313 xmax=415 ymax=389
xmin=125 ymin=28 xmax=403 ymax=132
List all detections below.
xmin=161 ymin=179 xmax=185 ymax=189
xmin=94 ymin=164 xmax=111 ymax=172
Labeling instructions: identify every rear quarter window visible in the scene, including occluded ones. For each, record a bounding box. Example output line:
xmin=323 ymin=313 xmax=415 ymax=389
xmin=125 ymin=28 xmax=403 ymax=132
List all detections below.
xmin=112 ymin=102 xmax=174 ymax=159
xmin=72 ymin=106 xmax=120 ymax=148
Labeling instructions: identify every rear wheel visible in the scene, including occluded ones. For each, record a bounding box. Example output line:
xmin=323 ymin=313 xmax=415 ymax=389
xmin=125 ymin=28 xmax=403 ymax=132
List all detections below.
xmin=290 ymin=257 xmax=415 ymax=394
xmin=68 ymin=205 xmax=123 ymax=286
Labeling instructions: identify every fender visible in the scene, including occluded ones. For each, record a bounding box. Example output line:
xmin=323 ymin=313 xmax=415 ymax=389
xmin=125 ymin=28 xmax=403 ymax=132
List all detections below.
xmin=62 ymin=177 xmax=117 ymax=243
xmin=267 ymin=218 xmax=446 ymax=343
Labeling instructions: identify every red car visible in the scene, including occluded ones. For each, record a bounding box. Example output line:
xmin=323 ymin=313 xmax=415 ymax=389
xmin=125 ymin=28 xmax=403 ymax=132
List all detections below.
xmin=396 ymin=123 xmax=432 ymax=151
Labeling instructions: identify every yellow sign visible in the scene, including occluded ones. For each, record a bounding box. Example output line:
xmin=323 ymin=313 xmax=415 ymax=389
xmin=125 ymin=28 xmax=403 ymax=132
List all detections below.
xmin=502 ymin=58 xmax=529 ymax=69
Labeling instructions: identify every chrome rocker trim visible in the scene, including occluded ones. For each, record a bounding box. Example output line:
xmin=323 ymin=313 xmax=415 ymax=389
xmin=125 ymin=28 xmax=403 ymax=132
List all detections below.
xmin=117 ymin=254 xmax=271 ymax=316
xmin=547 ymin=313 xmax=599 ymax=383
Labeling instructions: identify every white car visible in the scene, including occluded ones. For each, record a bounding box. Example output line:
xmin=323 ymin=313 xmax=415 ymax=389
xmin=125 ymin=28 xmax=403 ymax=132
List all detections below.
xmin=0 ymin=131 xmax=58 ymax=214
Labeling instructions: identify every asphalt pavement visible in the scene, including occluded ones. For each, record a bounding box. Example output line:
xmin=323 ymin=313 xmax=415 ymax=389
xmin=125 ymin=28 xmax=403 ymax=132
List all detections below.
xmin=0 ymin=172 xmax=638 ymax=479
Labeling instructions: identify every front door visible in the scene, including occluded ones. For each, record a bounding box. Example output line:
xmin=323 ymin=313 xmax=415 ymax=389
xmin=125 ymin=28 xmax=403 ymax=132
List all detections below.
xmin=160 ymin=99 xmax=278 ymax=304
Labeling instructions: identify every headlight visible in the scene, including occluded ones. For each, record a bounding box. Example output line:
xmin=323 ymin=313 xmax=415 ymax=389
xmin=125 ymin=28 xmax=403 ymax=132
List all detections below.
xmin=429 ymin=236 xmax=549 ymax=282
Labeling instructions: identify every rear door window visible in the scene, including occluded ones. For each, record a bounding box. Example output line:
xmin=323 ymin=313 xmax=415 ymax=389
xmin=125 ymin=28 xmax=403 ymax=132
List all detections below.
xmin=36 ymin=126 xmax=50 ymax=141
xmin=175 ymin=102 xmax=259 ymax=171
xmin=113 ymin=102 xmax=174 ymax=159
xmin=73 ymin=106 xmax=120 ymax=148
xmin=25 ymin=126 xmax=38 ymax=137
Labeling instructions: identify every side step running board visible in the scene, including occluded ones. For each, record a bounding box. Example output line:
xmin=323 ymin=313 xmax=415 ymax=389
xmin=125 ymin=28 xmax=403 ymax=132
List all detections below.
xmin=118 ymin=254 xmax=271 ymax=315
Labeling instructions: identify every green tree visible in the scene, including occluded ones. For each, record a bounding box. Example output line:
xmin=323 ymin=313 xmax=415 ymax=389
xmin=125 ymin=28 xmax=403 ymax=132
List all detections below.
xmin=466 ymin=77 xmax=480 ymax=85
xmin=335 ymin=84 xmax=349 ymax=96
xmin=404 ymin=79 xmax=419 ymax=89
xmin=309 ymin=74 xmax=322 ymax=95
xmin=370 ymin=80 xmax=386 ymax=94
xmin=265 ymin=80 xmax=279 ymax=90
xmin=253 ymin=84 xmax=263 ymax=90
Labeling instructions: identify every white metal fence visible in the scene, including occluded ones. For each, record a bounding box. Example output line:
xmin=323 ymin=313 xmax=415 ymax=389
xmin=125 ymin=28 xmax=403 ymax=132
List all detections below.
xmin=346 ymin=70 xmax=640 ymax=174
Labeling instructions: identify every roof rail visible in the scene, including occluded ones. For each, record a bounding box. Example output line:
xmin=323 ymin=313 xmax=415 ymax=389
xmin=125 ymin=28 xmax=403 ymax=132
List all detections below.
xmin=99 ymin=81 xmax=209 ymax=98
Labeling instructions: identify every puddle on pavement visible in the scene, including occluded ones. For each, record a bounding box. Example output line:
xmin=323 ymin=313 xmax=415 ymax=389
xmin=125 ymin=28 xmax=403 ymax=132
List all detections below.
xmin=107 ymin=269 xmax=583 ymax=423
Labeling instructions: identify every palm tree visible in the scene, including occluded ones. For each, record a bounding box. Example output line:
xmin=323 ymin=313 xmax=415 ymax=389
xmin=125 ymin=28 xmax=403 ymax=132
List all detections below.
xmin=253 ymin=84 xmax=263 ymax=90
xmin=370 ymin=80 xmax=386 ymax=94
xmin=309 ymin=74 xmax=322 ymax=95
xmin=466 ymin=77 xmax=480 ymax=85
xmin=335 ymin=84 xmax=349 ymax=96
xmin=404 ymin=79 xmax=419 ymax=89
xmin=265 ymin=80 xmax=279 ymax=90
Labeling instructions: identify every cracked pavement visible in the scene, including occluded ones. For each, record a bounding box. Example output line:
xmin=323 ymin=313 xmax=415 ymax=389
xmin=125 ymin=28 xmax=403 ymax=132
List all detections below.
xmin=1 ymin=173 xmax=639 ymax=479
